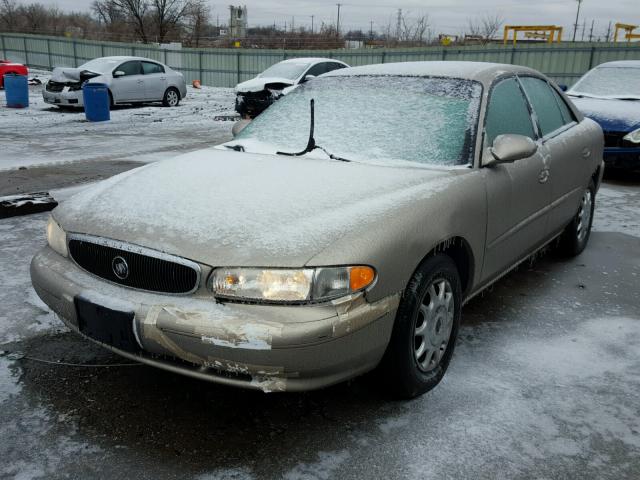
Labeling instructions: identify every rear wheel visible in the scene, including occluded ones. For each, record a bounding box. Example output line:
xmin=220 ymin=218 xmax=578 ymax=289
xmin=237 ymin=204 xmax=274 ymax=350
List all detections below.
xmin=163 ymin=87 xmax=180 ymax=107
xmin=378 ymin=254 xmax=461 ymax=399
xmin=558 ymin=179 xmax=595 ymax=256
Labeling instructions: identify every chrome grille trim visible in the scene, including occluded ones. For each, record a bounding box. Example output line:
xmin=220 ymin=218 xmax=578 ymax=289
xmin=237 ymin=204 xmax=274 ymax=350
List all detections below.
xmin=67 ymin=233 xmax=202 ymax=295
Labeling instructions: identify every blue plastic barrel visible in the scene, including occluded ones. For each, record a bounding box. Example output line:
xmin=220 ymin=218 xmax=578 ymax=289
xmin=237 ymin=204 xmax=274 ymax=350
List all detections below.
xmin=82 ymin=83 xmax=110 ymax=122
xmin=4 ymin=74 xmax=29 ymax=108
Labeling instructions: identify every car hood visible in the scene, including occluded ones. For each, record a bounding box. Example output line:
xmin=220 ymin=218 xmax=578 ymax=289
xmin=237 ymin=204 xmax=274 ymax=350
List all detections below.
xmin=54 ymin=149 xmax=457 ymax=268
xmin=235 ymin=77 xmax=295 ymax=93
xmin=569 ymin=96 xmax=640 ymax=132
xmin=50 ymin=67 xmax=105 ymax=83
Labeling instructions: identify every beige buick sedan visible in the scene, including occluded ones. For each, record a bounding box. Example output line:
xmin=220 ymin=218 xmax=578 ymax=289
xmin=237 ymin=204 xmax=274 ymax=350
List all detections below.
xmin=31 ymin=62 xmax=604 ymax=398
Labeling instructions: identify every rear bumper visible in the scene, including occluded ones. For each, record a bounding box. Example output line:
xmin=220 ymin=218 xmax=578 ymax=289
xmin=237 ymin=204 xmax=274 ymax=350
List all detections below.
xmin=603 ymin=147 xmax=640 ymax=170
xmin=42 ymin=89 xmax=83 ymax=106
xmin=30 ymin=246 xmax=398 ymax=392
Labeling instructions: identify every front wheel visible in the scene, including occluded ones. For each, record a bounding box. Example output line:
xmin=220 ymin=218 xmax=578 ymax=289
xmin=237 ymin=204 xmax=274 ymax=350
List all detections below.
xmin=162 ymin=88 xmax=180 ymax=107
xmin=558 ymin=179 xmax=595 ymax=256
xmin=377 ymin=254 xmax=462 ymax=399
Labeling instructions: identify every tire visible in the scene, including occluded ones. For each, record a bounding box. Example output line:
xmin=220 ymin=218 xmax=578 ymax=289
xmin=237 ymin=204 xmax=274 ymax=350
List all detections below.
xmin=558 ymin=179 xmax=595 ymax=256
xmin=378 ymin=254 xmax=462 ymax=399
xmin=162 ymin=87 xmax=180 ymax=107
xmin=108 ymin=90 xmax=114 ymax=109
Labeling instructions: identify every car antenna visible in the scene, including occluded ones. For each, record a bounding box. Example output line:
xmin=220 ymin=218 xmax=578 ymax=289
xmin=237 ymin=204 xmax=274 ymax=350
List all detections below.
xmin=277 ymin=98 xmax=316 ymax=156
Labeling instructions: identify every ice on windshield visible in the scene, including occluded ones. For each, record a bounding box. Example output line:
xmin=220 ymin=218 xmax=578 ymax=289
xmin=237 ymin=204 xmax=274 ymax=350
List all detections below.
xmin=236 ymin=76 xmax=482 ymax=166
xmin=570 ymin=66 xmax=640 ymax=97
xmin=259 ymin=62 xmax=309 ymax=80
xmin=78 ymin=58 xmax=121 ymax=73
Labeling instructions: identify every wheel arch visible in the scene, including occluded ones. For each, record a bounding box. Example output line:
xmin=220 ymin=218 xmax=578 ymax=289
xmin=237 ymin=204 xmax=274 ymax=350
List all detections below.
xmin=411 ymin=236 xmax=475 ymax=299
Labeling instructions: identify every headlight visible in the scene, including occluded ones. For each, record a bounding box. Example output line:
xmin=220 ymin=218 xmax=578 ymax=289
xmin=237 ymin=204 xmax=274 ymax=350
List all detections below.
xmin=46 ymin=216 xmax=68 ymax=257
xmin=623 ymin=128 xmax=640 ymax=144
xmin=209 ymin=266 xmax=376 ymax=303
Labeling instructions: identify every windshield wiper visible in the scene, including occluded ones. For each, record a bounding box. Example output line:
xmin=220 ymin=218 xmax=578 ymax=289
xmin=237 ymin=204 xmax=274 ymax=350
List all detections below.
xmin=224 ymin=144 xmax=245 ymax=152
xmin=277 ymin=99 xmax=351 ymax=162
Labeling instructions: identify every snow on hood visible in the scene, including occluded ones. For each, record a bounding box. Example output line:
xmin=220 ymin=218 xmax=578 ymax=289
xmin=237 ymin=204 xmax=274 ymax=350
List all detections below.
xmin=53 ymin=149 xmax=454 ymax=267
xmin=235 ymin=77 xmax=295 ymax=93
xmin=569 ymin=96 xmax=640 ymax=132
xmin=50 ymin=67 xmax=83 ymax=82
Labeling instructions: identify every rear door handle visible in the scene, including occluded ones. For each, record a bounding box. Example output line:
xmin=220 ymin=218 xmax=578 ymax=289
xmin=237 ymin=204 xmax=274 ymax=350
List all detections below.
xmin=582 ymin=147 xmax=591 ymax=158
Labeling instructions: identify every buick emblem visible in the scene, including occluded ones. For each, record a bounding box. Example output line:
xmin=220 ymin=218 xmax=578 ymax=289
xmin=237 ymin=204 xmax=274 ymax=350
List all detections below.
xmin=112 ymin=256 xmax=129 ymax=280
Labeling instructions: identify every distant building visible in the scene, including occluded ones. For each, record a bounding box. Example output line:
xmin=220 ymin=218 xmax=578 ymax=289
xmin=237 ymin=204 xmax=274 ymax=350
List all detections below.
xmin=229 ymin=5 xmax=248 ymax=38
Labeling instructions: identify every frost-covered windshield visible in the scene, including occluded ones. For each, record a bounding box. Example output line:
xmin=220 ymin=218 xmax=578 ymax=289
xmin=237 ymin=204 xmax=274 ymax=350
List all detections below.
xmin=79 ymin=58 xmax=121 ymax=73
xmin=236 ymin=76 xmax=482 ymax=166
xmin=570 ymin=66 xmax=640 ymax=98
xmin=259 ymin=62 xmax=309 ymax=80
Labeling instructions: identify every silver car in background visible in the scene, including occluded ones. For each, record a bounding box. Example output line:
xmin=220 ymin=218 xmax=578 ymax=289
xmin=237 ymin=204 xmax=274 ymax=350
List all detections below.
xmin=43 ymin=56 xmax=187 ymax=108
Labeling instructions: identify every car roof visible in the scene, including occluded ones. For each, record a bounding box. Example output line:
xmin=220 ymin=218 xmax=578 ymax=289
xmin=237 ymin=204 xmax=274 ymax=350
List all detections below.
xmin=594 ymin=60 xmax=640 ymax=68
xmin=277 ymin=57 xmax=348 ymax=66
xmin=93 ymin=56 xmax=164 ymax=64
xmin=324 ymin=61 xmax=540 ymax=84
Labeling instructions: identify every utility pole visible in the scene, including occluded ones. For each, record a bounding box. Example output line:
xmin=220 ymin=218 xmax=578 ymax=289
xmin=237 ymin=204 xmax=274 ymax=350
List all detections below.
xmin=291 ymin=16 xmax=294 ymax=33
xmin=581 ymin=20 xmax=586 ymax=41
xmin=370 ymin=20 xmax=374 ymax=39
xmin=605 ymin=21 xmax=612 ymax=42
xmin=572 ymin=0 xmax=583 ymax=42
xmin=588 ymin=19 xmax=594 ymax=42
xmin=396 ymin=8 xmax=402 ymax=40
xmin=336 ymin=3 xmax=342 ymax=37
xmin=310 ymin=15 xmax=314 ymax=34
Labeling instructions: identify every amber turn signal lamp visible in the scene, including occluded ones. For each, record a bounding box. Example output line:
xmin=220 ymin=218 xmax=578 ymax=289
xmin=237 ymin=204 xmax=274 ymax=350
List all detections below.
xmin=350 ymin=266 xmax=375 ymax=291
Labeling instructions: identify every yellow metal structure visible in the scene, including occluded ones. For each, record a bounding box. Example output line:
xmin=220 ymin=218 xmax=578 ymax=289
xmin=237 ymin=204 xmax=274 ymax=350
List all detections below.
xmin=614 ymin=23 xmax=640 ymax=42
xmin=503 ymin=25 xmax=563 ymax=45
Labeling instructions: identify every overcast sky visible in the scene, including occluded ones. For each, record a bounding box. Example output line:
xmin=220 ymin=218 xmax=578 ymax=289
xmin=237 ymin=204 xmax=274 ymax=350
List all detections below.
xmin=36 ymin=0 xmax=640 ymax=39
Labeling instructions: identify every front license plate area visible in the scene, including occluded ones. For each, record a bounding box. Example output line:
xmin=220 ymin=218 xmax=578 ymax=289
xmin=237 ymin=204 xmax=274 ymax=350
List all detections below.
xmin=75 ymin=296 xmax=140 ymax=353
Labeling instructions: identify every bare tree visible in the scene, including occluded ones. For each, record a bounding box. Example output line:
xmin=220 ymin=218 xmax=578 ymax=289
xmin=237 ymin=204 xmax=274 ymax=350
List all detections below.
xmin=107 ymin=0 xmax=150 ymax=42
xmin=467 ymin=14 xmax=504 ymax=43
xmin=0 ymin=0 xmax=19 ymax=31
xmin=151 ymin=0 xmax=191 ymax=43
xmin=399 ymin=12 xmax=429 ymax=42
xmin=183 ymin=0 xmax=210 ymax=47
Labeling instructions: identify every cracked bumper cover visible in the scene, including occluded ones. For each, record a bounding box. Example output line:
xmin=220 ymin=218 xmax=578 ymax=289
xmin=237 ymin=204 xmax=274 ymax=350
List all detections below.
xmin=30 ymin=246 xmax=399 ymax=392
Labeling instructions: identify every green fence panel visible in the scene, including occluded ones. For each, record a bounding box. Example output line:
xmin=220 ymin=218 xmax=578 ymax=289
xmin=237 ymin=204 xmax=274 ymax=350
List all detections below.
xmin=2 ymin=32 xmax=640 ymax=88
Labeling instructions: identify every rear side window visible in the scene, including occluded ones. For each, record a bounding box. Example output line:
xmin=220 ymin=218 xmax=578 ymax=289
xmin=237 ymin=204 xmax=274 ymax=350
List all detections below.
xmin=142 ymin=62 xmax=164 ymax=75
xmin=519 ymin=77 xmax=566 ymax=137
xmin=118 ymin=61 xmax=142 ymax=76
xmin=485 ymin=78 xmax=535 ymax=146
xmin=550 ymin=87 xmax=575 ymax=125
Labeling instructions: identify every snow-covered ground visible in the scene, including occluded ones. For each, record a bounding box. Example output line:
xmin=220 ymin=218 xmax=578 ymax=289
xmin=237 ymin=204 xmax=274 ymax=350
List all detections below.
xmin=0 ymin=71 xmax=236 ymax=170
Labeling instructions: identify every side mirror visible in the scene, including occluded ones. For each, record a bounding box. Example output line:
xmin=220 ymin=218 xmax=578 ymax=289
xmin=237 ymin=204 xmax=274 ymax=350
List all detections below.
xmin=558 ymin=84 xmax=568 ymax=92
xmin=488 ymin=134 xmax=538 ymax=165
xmin=113 ymin=71 xmax=125 ymax=78
xmin=302 ymin=74 xmax=316 ymax=83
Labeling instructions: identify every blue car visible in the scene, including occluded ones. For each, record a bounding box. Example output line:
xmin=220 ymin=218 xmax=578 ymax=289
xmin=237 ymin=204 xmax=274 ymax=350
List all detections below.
xmin=567 ymin=61 xmax=640 ymax=171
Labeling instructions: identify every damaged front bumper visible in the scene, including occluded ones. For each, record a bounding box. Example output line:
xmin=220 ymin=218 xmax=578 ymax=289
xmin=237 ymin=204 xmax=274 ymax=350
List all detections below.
xmin=43 ymin=88 xmax=83 ymax=107
xmin=30 ymin=246 xmax=399 ymax=392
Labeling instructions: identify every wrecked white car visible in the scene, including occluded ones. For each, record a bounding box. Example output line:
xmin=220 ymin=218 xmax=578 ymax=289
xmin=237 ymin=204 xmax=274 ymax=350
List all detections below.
xmin=234 ymin=58 xmax=348 ymax=118
xmin=43 ymin=56 xmax=187 ymax=108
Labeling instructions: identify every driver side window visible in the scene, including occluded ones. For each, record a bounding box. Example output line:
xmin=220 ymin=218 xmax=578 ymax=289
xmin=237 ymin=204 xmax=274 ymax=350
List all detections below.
xmin=304 ymin=63 xmax=326 ymax=79
xmin=117 ymin=61 xmax=142 ymax=76
xmin=485 ymin=78 xmax=536 ymax=146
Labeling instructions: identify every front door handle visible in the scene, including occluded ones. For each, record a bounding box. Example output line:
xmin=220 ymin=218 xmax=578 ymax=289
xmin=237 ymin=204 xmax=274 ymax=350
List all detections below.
xmin=538 ymin=168 xmax=550 ymax=184
xmin=582 ymin=147 xmax=591 ymax=158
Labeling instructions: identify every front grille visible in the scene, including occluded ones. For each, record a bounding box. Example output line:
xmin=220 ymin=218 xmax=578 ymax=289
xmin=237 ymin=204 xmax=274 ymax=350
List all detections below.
xmin=46 ymin=81 xmax=65 ymax=92
xmin=603 ymin=131 xmax=635 ymax=149
xmin=68 ymin=236 xmax=200 ymax=294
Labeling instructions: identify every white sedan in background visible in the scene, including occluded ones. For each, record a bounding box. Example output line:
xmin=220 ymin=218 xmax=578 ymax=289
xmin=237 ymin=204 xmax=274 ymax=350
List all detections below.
xmin=235 ymin=58 xmax=349 ymax=118
xmin=43 ymin=56 xmax=187 ymax=108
